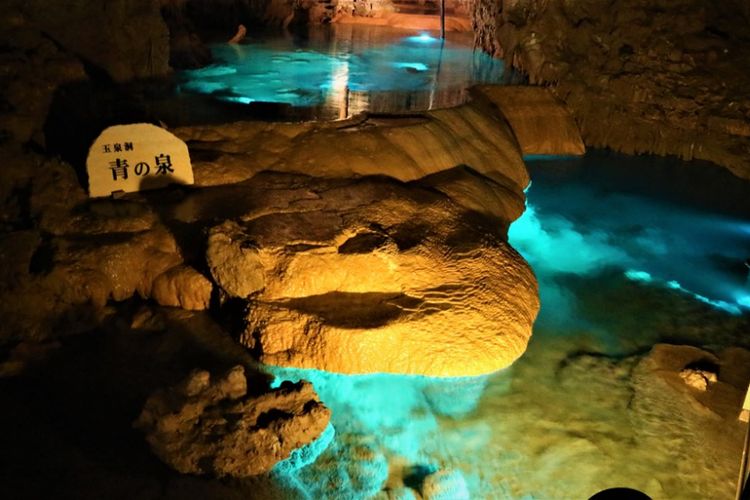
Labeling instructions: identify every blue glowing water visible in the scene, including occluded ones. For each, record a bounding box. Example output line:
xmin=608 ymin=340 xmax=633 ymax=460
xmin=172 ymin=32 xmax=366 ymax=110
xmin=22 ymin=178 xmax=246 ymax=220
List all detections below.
xmin=511 ymin=158 xmax=750 ymax=324
xmin=266 ymin=153 xmax=750 ymax=498
xmin=179 ymin=26 xmax=506 ymax=119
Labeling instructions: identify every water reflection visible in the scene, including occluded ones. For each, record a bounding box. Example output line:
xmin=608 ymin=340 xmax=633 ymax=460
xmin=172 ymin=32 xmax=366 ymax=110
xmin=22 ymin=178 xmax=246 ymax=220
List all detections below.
xmin=179 ymin=26 xmax=507 ymax=120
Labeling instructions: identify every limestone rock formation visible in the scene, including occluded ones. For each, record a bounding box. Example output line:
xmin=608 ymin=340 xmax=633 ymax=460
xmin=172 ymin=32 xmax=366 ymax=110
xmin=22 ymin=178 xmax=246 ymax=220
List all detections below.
xmin=134 ymin=365 xmax=331 ymax=477
xmin=174 ymin=101 xmax=529 ymax=206
xmin=287 ymin=433 xmax=390 ymax=499
xmin=472 ymin=0 xmax=750 ymax=177
xmin=206 ymin=221 xmax=265 ymax=299
xmin=151 ymin=265 xmax=213 ymax=311
xmin=201 ymin=171 xmax=538 ymax=377
xmin=473 ymin=86 xmax=585 ymax=156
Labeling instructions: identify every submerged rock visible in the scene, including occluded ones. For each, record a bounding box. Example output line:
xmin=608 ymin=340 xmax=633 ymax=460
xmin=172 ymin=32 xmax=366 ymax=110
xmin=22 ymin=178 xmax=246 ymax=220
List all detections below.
xmin=201 ymin=171 xmax=538 ymax=377
xmin=421 ymin=469 xmax=470 ymax=500
xmin=134 ymin=365 xmax=331 ymax=477
xmin=287 ymin=433 xmax=390 ymax=499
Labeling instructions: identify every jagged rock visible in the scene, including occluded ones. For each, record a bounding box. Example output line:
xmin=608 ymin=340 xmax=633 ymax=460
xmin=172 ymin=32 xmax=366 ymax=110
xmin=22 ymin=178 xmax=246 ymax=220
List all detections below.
xmin=421 ymin=469 xmax=470 ymax=500
xmin=628 ymin=344 xmax=750 ymax=493
xmin=160 ymin=0 xmax=213 ymax=70
xmin=134 ymin=365 xmax=331 ymax=477
xmin=0 ymin=341 xmax=61 ymax=378
xmin=151 ymin=265 xmax=213 ymax=311
xmin=200 ymin=171 xmax=538 ymax=377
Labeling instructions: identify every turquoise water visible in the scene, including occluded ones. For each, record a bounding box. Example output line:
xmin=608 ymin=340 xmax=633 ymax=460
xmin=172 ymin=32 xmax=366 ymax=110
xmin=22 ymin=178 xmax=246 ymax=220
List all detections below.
xmin=263 ymin=153 xmax=750 ymax=499
xmin=179 ymin=26 xmax=507 ymax=119
xmin=513 ymin=155 xmax=750 ymax=324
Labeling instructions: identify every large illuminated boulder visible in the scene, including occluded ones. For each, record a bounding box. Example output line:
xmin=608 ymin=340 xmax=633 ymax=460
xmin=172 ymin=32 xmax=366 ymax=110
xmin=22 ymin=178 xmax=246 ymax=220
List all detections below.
xmin=204 ymin=170 xmax=539 ymax=377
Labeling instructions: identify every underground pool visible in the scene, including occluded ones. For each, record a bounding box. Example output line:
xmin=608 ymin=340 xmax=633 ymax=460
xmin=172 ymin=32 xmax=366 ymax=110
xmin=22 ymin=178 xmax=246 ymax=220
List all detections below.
xmin=178 ymin=25 xmax=509 ymax=120
xmin=251 ymin=151 xmax=750 ymax=499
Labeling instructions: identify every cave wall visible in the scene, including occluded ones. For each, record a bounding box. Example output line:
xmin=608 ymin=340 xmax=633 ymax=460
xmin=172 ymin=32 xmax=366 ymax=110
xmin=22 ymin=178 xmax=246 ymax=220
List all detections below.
xmin=14 ymin=0 xmax=170 ymax=83
xmin=0 ymin=0 xmax=173 ymax=147
xmin=472 ymin=0 xmax=750 ymax=178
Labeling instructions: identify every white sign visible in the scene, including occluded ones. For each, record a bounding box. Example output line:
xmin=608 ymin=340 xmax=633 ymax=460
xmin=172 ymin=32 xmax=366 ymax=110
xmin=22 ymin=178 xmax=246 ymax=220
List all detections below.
xmin=86 ymin=123 xmax=193 ymax=198
xmin=741 ymin=383 xmax=750 ymax=422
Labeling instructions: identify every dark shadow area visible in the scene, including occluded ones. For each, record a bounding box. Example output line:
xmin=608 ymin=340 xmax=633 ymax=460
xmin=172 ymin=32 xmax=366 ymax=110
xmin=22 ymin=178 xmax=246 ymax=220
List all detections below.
xmin=278 ymin=292 xmax=427 ymax=328
xmin=0 ymin=302 xmax=281 ymax=499
xmin=527 ymin=150 xmax=750 ymax=218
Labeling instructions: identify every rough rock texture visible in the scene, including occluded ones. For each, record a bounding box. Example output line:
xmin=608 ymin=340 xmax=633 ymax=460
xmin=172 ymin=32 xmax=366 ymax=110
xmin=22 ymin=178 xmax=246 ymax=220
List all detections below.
xmin=179 ymin=0 xmax=295 ymax=29
xmin=10 ymin=0 xmax=170 ymax=83
xmin=474 ymin=85 xmax=585 ymax=156
xmin=472 ymin=0 xmax=750 ymax=177
xmin=200 ymin=171 xmax=538 ymax=377
xmin=0 ymin=148 xmax=211 ymax=342
xmin=289 ymin=433 xmax=390 ymax=499
xmin=134 ymin=365 xmax=331 ymax=477
xmin=421 ymin=469 xmax=470 ymax=500
xmin=151 ymin=265 xmax=213 ymax=310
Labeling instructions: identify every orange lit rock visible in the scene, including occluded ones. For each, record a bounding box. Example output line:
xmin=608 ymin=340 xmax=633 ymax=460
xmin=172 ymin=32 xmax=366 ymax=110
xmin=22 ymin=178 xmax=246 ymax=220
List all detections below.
xmin=333 ymin=12 xmax=472 ymax=32
xmin=134 ymin=365 xmax=331 ymax=477
xmin=174 ymin=101 xmax=528 ymax=197
xmin=473 ymin=86 xmax=585 ymax=157
xmin=151 ymin=265 xmax=213 ymax=311
xmin=204 ymin=171 xmax=539 ymax=377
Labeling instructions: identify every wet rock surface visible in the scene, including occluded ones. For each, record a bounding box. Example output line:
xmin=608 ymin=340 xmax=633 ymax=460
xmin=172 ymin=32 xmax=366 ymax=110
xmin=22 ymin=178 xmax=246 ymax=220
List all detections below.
xmin=174 ymin=100 xmax=528 ymax=204
xmin=472 ymin=0 xmax=750 ymax=177
xmin=200 ymin=171 xmax=538 ymax=376
xmin=134 ymin=365 xmax=331 ymax=477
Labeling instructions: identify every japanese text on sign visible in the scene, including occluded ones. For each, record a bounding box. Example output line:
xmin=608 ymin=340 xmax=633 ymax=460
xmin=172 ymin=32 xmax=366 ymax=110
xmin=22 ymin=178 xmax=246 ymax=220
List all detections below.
xmin=86 ymin=123 xmax=193 ymax=198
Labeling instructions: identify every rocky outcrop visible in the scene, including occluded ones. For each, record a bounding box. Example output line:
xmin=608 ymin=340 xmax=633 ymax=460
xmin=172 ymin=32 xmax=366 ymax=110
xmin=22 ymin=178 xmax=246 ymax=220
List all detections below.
xmin=472 ymin=0 xmax=750 ymax=177
xmin=201 ymin=171 xmax=538 ymax=377
xmin=0 ymin=148 xmax=214 ymax=342
xmin=134 ymin=365 xmax=331 ymax=477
